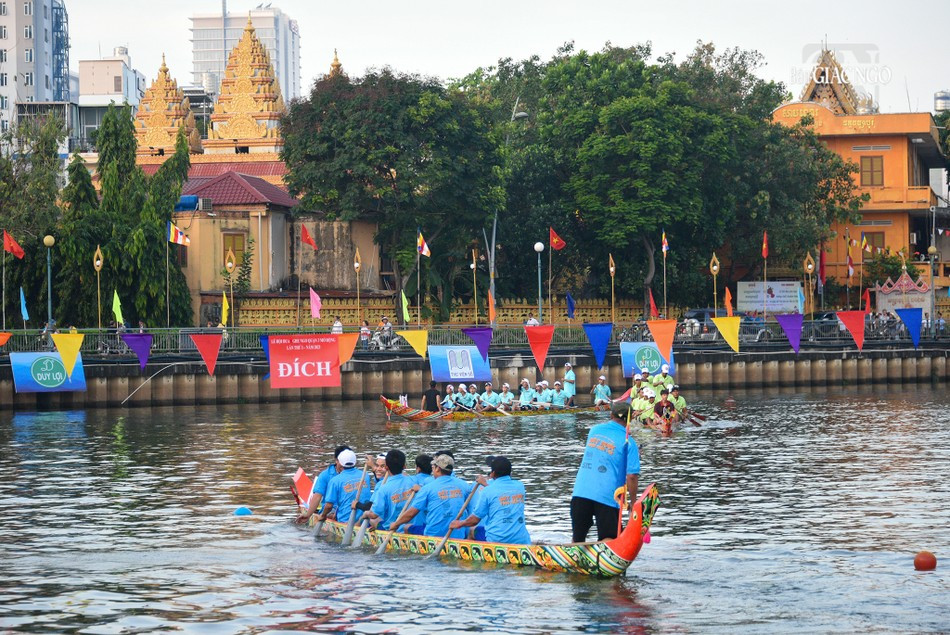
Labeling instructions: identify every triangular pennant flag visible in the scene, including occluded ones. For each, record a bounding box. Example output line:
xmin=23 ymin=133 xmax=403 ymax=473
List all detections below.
xmin=461 ymin=326 xmax=493 ymax=362
xmin=724 ymin=287 xmax=733 ymax=317
xmin=836 ymin=311 xmax=866 ymax=351
xmin=863 ymin=288 xmax=871 ymax=314
xmin=710 ymin=317 xmax=741 ymax=353
xmin=645 ymin=319 xmax=676 ymax=363
xmin=895 ymin=308 xmax=923 ymax=348
xmin=259 ymin=335 xmax=271 ymax=381
xmin=524 ymin=325 xmax=555 ymax=370
xmin=50 ymin=333 xmax=85 ymax=378
xmin=310 ymin=288 xmax=321 ymax=319
xmin=396 ymin=330 xmax=428 ymax=358
xmin=774 ymin=313 xmax=804 ymax=354
xmin=336 ymin=332 xmax=360 ymax=365
xmin=0 ymin=332 xmax=11 ymax=347
xmin=400 ymin=289 xmax=411 ymax=323
xmin=648 ymin=289 xmax=659 ymax=318
xmin=221 ymin=291 xmax=229 ymax=327
xmin=487 ymin=289 xmax=496 ymax=324
xmin=112 ymin=290 xmax=124 ymax=325
xmin=582 ymin=322 xmax=613 ymax=369
xmin=121 ymin=333 xmax=153 ymax=370
xmin=190 ymin=333 xmax=223 ymax=375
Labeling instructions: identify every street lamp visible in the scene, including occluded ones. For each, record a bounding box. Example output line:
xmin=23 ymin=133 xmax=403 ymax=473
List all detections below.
xmin=534 ymin=241 xmax=544 ymax=323
xmin=709 ymin=253 xmax=720 ymax=314
xmin=928 ymin=244 xmax=937 ymax=336
xmin=803 ymin=252 xmax=815 ymax=319
xmin=43 ymin=235 xmax=55 ymax=327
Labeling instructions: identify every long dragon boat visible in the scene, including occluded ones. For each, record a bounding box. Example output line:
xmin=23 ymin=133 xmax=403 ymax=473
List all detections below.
xmin=380 ymin=395 xmax=610 ymax=422
xmin=292 ymin=468 xmax=659 ymax=577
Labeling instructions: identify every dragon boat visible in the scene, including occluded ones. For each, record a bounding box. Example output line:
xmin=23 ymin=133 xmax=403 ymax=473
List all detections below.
xmin=380 ymin=395 xmax=610 ymax=422
xmin=292 ymin=468 xmax=659 ymax=577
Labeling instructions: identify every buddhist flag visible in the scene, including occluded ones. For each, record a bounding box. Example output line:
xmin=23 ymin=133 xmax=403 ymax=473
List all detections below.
xmin=762 ymin=231 xmax=768 ymax=259
xmin=608 ymin=253 xmax=616 ymax=277
xmin=861 ymin=233 xmax=871 ymax=253
xmin=301 ymin=224 xmax=317 ymax=249
xmin=847 ymin=242 xmax=854 ymax=279
xmin=3 ymin=230 xmax=25 ymax=259
xmin=724 ymin=287 xmax=733 ymax=317
xmin=112 ymin=290 xmax=124 ymax=325
xmin=354 ymin=248 xmax=361 ymax=271
xmin=549 ymin=227 xmax=566 ymax=251
xmin=221 ymin=291 xmax=229 ymax=326
xmin=417 ymin=229 xmax=431 ymax=257
xmin=167 ymin=221 xmax=190 ymax=246
xmin=661 ymin=230 xmax=669 ymax=253
xmin=648 ymin=288 xmax=659 ymax=318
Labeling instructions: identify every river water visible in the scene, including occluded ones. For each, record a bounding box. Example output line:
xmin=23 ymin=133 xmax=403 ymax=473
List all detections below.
xmin=0 ymin=387 xmax=947 ymax=633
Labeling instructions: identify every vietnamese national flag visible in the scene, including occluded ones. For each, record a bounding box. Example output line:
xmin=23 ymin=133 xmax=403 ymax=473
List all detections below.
xmin=648 ymin=288 xmax=659 ymax=318
xmin=301 ymin=224 xmax=317 ymax=249
xmin=3 ymin=231 xmax=25 ymax=259
xmin=549 ymin=227 xmax=566 ymax=251
xmin=762 ymin=231 xmax=768 ymax=259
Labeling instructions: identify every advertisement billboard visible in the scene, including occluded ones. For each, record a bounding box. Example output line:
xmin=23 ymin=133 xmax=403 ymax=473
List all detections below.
xmin=11 ymin=352 xmax=88 ymax=393
xmin=267 ymin=334 xmax=341 ymax=389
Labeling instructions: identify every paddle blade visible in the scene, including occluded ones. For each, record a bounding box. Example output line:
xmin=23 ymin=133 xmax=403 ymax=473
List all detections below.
xmin=313 ymin=520 xmax=325 ymax=537
xmin=349 ymin=519 xmax=370 ymax=548
xmin=341 ymin=516 xmax=358 ymax=546
xmin=375 ymin=533 xmax=392 ymax=555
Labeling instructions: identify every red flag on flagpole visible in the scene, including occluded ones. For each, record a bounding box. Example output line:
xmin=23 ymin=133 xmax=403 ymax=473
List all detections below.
xmin=648 ymin=289 xmax=659 ymax=318
xmin=818 ymin=243 xmax=826 ymax=285
xmin=301 ymin=224 xmax=317 ymax=249
xmin=549 ymin=227 xmax=566 ymax=251
xmin=3 ymin=231 xmax=25 ymax=259
xmin=761 ymin=231 xmax=768 ymax=259
xmin=724 ymin=287 xmax=733 ymax=317
xmin=863 ymin=288 xmax=871 ymax=314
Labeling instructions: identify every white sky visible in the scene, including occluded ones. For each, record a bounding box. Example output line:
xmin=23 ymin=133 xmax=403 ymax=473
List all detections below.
xmin=69 ymin=0 xmax=948 ymax=113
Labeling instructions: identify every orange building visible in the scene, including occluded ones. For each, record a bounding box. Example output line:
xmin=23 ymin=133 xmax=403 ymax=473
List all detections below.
xmin=773 ymin=49 xmax=948 ymax=296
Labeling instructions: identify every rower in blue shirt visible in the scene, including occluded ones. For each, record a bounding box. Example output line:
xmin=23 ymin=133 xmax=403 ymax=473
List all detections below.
xmin=295 ymin=445 xmax=349 ymax=523
xmin=537 ymin=381 xmax=554 ymax=409
xmin=451 ymin=455 xmax=531 ymax=545
xmin=562 ymin=363 xmax=577 ymax=407
xmin=440 ymin=385 xmax=457 ymax=411
xmin=516 ymin=379 xmax=536 ymax=411
xmin=478 ymin=382 xmax=502 ymax=411
xmin=390 ymin=453 xmax=472 ymax=539
xmin=456 ymin=384 xmax=477 ymax=410
xmin=498 ymin=383 xmax=515 ymax=410
xmin=315 ymin=449 xmax=373 ymax=525
xmin=550 ymin=381 xmax=569 ymax=408
xmin=590 ymin=375 xmax=612 ymax=406
xmin=362 ymin=450 xmax=416 ymax=530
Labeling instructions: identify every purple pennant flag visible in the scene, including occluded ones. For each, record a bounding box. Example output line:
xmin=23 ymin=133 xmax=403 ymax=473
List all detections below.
xmin=461 ymin=327 xmax=493 ymax=362
xmin=121 ymin=333 xmax=153 ymax=370
xmin=774 ymin=313 xmax=804 ymax=354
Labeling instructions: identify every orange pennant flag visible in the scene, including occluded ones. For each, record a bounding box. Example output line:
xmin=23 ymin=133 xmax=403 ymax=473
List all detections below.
xmin=336 ymin=333 xmax=359 ymax=366
xmin=646 ymin=319 xmax=677 ymax=364
xmin=648 ymin=289 xmax=659 ymax=318
xmin=724 ymin=287 xmax=733 ymax=317
xmin=487 ymin=289 xmax=496 ymax=324
xmin=0 ymin=332 xmax=11 ymax=347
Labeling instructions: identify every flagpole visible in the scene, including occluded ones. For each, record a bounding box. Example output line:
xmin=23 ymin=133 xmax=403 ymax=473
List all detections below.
xmin=416 ymin=247 xmax=421 ymax=327
xmin=610 ymin=275 xmax=615 ymax=326
xmin=166 ymin=239 xmax=170 ymax=328
xmin=763 ymin=255 xmax=767 ymax=320
xmin=662 ymin=249 xmax=668 ymax=318
xmin=472 ymin=249 xmax=478 ymax=326
xmin=2 ymin=252 xmax=6 ymax=331
xmin=97 ymin=269 xmax=101 ymax=330
xmin=356 ymin=262 xmax=361 ymax=324
xmin=296 ymin=227 xmax=301 ymax=329
xmin=548 ymin=245 xmax=552 ymax=325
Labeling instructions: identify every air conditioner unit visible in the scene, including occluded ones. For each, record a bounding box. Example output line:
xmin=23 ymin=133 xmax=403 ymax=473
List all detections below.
xmin=198 ymin=198 xmax=213 ymax=212
xmin=910 ymin=232 xmax=918 ymax=245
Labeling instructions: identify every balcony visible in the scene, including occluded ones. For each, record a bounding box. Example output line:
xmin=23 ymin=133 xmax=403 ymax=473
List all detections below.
xmin=864 ymin=186 xmax=936 ymax=209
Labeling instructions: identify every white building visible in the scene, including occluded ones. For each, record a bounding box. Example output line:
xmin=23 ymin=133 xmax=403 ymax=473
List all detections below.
xmin=190 ymin=5 xmax=301 ymax=100
xmin=76 ymin=46 xmax=146 ymax=142
xmin=0 ymin=0 xmax=70 ymax=132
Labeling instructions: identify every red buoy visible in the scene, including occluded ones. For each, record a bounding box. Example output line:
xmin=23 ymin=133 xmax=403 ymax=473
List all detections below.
xmin=914 ymin=551 xmax=937 ymax=571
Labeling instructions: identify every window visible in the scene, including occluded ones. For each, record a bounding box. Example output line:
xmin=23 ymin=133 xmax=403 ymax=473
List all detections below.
xmin=0 ymin=2 xmax=6 ymax=15
xmin=860 ymin=156 xmax=883 ymax=186
xmin=24 ymin=25 xmax=32 ymax=39
xmin=113 ymin=75 xmax=122 ymax=92
xmin=0 ymin=73 xmax=7 ymax=87
xmin=24 ymin=48 xmax=32 ymax=62
xmin=23 ymin=1 xmax=32 ymax=15
xmin=44 ymin=74 xmax=48 ymax=89
xmin=223 ymin=233 xmax=246 ymax=266
xmin=44 ymin=28 xmax=47 ymax=42
xmin=0 ymin=119 xmax=8 ymax=132
xmin=0 ymin=49 xmax=5 ymax=62
xmin=0 ymin=95 xmax=7 ymax=109
xmin=23 ymin=71 xmax=33 ymax=86
xmin=175 ymin=243 xmax=188 ymax=268
xmin=0 ymin=25 xmax=7 ymax=38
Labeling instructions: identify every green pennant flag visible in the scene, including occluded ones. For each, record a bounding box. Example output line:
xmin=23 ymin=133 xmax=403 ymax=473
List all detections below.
xmin=112 ymin=290 xmax=124 ymax=325
xmin=400 ymin=289 xmax=411 ymax=323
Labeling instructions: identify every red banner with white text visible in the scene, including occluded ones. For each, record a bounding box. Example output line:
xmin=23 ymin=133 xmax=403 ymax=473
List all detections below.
xmin=268 ymin=334 xmax=341 ymax=388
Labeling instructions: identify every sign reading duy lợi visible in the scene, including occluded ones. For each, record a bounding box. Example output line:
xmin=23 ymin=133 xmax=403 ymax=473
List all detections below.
xmin=11 ymin=352 xmax=88 ymax=393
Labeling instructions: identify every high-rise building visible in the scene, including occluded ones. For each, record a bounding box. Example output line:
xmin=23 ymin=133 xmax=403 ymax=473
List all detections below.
xmin=0 ymin=0 xmax=70 ymax=132
xmin=76 ymin=46 xmax=146 ymax=142
xmin=190 ymin=5 xmax=300 ymax=100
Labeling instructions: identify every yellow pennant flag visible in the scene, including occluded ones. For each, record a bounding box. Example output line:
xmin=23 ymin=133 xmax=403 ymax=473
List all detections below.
xmin=51 ymin=333 xmax=85 ymax=378
xmin=396 ymin=330 xmax=428 ymax=358
xmin=112 ymin=290 xmax=124 ymax=325
xmin=221 ymin=292 xmax=229 ymax=326
xmin=711 ymin=316 xmax=741 ymax=354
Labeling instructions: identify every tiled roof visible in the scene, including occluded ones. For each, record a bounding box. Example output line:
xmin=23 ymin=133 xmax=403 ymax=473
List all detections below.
xmin=141 ymin=161 xmax=288 ymax=178
xmin=182 ymin=171 xmax=298 ymax=208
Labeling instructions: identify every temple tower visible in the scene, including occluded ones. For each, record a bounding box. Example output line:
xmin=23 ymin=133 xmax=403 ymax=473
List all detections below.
xmin=134 ymin=55 xmax=203 ymax=155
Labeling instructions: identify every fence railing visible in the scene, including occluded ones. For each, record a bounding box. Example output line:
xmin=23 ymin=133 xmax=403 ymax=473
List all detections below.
xmin=4 ymin=319 xmax=947 ymax=358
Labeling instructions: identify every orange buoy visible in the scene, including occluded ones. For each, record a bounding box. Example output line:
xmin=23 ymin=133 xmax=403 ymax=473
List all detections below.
xmin=914 ymin=551 xmax=937 ymax=571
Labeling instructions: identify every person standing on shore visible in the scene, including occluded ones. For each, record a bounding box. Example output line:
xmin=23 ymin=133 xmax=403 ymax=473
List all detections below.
xmin=562 ymin=363 xmax=576 ymax=406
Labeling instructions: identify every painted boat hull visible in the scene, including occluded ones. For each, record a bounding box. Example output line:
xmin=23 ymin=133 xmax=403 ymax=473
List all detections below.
xmin=301 ymin=482 xmax=659 ymax=577
xmin=380 ymin=395 xmax=610 ymax=422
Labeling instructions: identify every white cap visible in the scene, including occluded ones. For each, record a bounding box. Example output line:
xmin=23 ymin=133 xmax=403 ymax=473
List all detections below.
xmin=541 ymin=380 xmax=549 ymax=386
xmin=634 ymin=374 xmax=642 ymax=380
xmin=521 ymin=378 xmax=530 ymax=384
xmin=661 ymin=364 xmax=670 ymax=372
xmin=458 ymin=384 xmax=466 ymax=390
xmin=564 ymin=362 xmax=572 ymax=367
xmin=502 ymin=383 xmax=510 ymax=388
xmin=599 ymin=375 xmax=606 ymax=380
xmin=554 ymin=381 xmax=562 ymax=386
xmin=375 ymin=453 xmax=386 ymax=462
xmin=644 ymin=389 xmax=655 ymax=399
xmin=446 ymin=384 xmax=454 ymax=390
xmin=338 ymin=449 xmax=357 ymax=468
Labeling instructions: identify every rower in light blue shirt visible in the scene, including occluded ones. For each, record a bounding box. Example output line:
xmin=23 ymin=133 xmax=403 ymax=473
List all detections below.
xmin=518 ymin=379 xmax=537 ymax=410
xmin=562 ymin=363 xmax=577 ymax=406
xmin=550 ymin=381 xmax=569 ymax=407
xmin=390 ymin=454 xmax=472 ymax=539
xmin=363 ymin=450 xmax=416 ymax=530
xmin=456 ymin=384 xmax=477 ymax=410
xmin=538 ymin=381 xmax=554 ymax=408
xmin=451 ymin=456 xmax=531 ymax=545
xmin=478 ymin=383 xmax=502 ymax=411
xmin=440 ymin=385 xmax=457 ymax=411
xmin=498 ymin=384 xmax=515 ymax=409
xmin=317 ymin=449 xmax=372 ymax=525
xmin=591 ymin=375 xmax=612 ymax=406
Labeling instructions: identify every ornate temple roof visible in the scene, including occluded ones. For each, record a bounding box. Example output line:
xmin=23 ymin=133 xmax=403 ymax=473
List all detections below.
xmin=134 ymin=55 xmax=203 ymax=155
xmin=205 ymin=16 xmax=285 ymax=154
xmin=799 ymin=48 xmax=871 ymax=116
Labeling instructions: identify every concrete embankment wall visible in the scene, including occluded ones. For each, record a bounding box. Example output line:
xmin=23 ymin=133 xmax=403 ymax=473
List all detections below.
xmin=1 ymin=348 xmax=947 ymax=410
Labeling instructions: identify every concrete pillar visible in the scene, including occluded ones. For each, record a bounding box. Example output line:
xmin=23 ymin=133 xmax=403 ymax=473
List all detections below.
xmin=779 ymin=360 xmax=796 ymax=386
xmin=713 ymin=362 xmax=730 ymax=388
xmin=127 ymin=376 xmax=152 ymax=407
xmin=697 ymin=362 xmax=713 ymax=388
xmin=405 ymin=368 xmax=424 ymax=396
xmin=152 ymin=375 xmax=175 ymax=407
xmin=813 ymin=359 xmax=827 ymax=387
xmin=763 ymin=361 xmax=779 ymax=387
xmin=794 ymin=359 xmax=811 ymax=387
xmin=383 ymin=371 xmax=402 ymax=397
xmin=342 ymin=371 xmax=362 ymax=400
xmin=872 ymin=358 xmax=888 ymax=384
xmin=574 ymin=365 xmax=593 ymax=401
xmin=917 ymin=356 xmax=932 ymax=383
xmin=107 ymin=376 xmax=129 ymax=407
xmin=280 ymin=386 xmax=302 ymax=403
xmin=933 ymin=355 xmax=947 ymax=382
xmin=854 ymin=358 xmax=869 ymax=384
xmin=217 ymin=374 xmax=239 ymax=404
xmin=746 ymin=361 xmax=763 ymax=389
xmin=607 ymin=364 xmax=625 ymax=391
xmin=364 ymin=371 xmax=384 ymax=399
xmin=498 ymin=366 xmax=522 ymax=394
xmin=887 ymin=357 xmax=902 ymax=384
xmin=729 ymin=361 xmax=746 ymax=388
xmin=258 ymin=376 xmax=278 ymax=403
xmin=828 ymin=359 xmax=843 ymax=385
xmin=174 ymin=374 xmax=196 ymax=405
xmin=195 ymin=374 xmax=216 ymax=404
xmin=0 ymin=379 xmax=14 ymax=409
xmin=238 ymin=374 xmax=261 ymax=404
xmin=901 ymin=358 xmax=915 ymax=384
xmin=679 ymin=363 xmax=695 ymax=386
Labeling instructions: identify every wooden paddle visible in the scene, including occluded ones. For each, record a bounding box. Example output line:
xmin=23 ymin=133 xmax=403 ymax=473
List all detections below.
xmin=690 ymin=412 xmax=708 ymax=421
xmin=425 ymin=482 xmax=481 ymax=560
xmin=341 ymin=461 xmax=371 ymax=546
xmin=349 ymin=470 xmax=389 ymax=548
xmin=374 ymin=490 xmax=418 ymax=555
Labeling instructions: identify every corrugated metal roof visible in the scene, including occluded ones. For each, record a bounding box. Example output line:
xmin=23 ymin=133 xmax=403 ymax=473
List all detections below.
xmin=182 ymin=171 xmax=298 ymax=208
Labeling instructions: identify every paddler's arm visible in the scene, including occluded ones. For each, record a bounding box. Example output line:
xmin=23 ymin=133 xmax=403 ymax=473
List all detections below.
xmin=389 ymin=484 xmax=422 ymax=531
xmin=295 ymin=491 xmax=324 ymax=523
xmin=625 ymin=474 xmax=638 ymax=512
xmin=450 ymin=513 xmax=481 ymax=530
xmin=314 ymin=501 xmax=334 ymax=522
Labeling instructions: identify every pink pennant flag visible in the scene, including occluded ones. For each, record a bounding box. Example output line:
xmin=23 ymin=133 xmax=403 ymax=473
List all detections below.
xmin=310 ymin=288 xmax=321 ymax=319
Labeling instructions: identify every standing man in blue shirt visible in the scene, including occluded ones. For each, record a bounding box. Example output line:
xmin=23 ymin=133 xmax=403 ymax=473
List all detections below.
xmin=451 ymin=456 xmax=531 ymax=545
xmin=562 ymin=363 xmax=577 ymax=406
xmin=570 ymin=402 xmax=640 ymax=542
xmin=315 ymin=449 xmax=372 ymax=525
xmin=390 ymin=453 xmax=472 ymax=539
xmin=296 ymin=445 xmax=350 ymax=523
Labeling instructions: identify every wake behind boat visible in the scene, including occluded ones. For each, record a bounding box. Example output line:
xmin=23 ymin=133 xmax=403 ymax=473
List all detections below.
xmin=380 ymin=395 xmax=610 ymax=422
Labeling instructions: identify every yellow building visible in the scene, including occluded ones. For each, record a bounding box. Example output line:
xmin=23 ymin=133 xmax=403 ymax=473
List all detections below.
xmin=773 ymin=49 xmax=948 ymax=292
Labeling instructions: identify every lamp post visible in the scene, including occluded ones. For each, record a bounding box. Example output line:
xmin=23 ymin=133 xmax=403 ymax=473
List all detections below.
xmin=928 ymin=244 xmax=937 ymax=337
xmin=470 ymin=249 xmax=478 ymax=326
xmin=93 ymin=245 xmax=104 ymax=330
xmin=534 ymin=241 xmax=544 ymax=323
xmin=485 ymin=102 xmax=529 ymax=326
xmin=804 ymin=252 xmax=815 ymax=319
xmin=43 ymin=235 xmax=55 ymax=326
xmin=224 ymin=248 xmax=236 ymax=330
xmin=709 ymin=253 xmax=720 ymax=314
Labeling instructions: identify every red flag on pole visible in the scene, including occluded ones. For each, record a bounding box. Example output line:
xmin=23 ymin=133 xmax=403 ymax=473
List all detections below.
xmin=724 ymin=287 xmax=733 ymax=317
xmin=863 ymin=288 xmax=871 ymax=314
xmin=761 ymin=231 xmax=768 ymax=259
xmin=3 ymin=231 xmax=25 ymax=259
xmin=648 ymin=289 xmax=659 ymax=318
xmin=301 ymin=224 xmax=317 ymax=249
xmin=549 ymin=227 xmax=566 ymax=251
xmin=818 ymin=243 xmax=826 ymax=285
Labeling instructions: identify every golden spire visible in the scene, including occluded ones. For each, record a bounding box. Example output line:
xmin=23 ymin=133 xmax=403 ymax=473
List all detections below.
xmin=329 ymin=49 xmax=342 ymax=77
xmin=134 ymin=57 xmax=202 ymax=155
xmin=799 ymin=48 xmax=860 ymax=115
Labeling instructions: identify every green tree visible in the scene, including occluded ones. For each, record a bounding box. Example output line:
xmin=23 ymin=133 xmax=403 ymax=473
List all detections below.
xmin=865 ymin=252 xmax=920 ymax=285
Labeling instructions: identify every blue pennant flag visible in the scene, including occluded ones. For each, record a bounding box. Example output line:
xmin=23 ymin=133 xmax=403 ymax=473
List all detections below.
xmin=19 ymin=287 xmax=28 ymax=322
xmin=582 ymin=322 xmax=613 ymax=369
xmin=895 ymin=308 xmax=923 ymax=348
xmin=259 ymin=335 xmax=270 ymax=380
xmin=566 ymin=292 xmax=576 ymax=319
